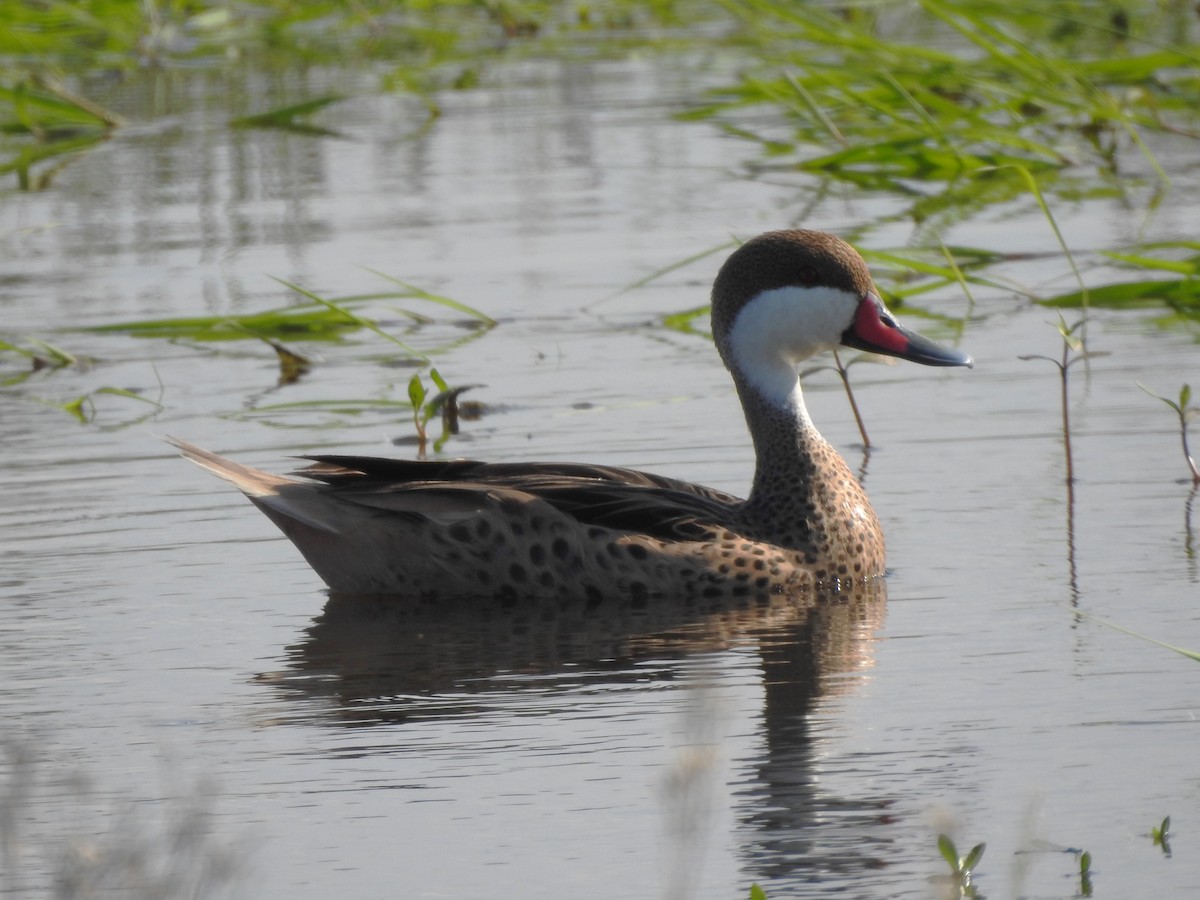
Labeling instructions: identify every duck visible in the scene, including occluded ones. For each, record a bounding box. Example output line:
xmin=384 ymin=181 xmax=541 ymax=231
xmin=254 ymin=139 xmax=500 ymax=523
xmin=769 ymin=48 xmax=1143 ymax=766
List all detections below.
xmin=170 ymin=229 xmax=971 ymax=600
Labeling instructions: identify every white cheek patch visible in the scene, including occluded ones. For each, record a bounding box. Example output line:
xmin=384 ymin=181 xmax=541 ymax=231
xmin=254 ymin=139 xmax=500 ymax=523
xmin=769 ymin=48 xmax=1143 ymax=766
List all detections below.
xmin=726 ymin=285 xmax=859 ymax=408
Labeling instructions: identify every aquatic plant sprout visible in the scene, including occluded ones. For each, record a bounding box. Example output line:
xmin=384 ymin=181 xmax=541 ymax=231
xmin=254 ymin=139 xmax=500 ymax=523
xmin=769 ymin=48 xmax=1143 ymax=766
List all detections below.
xmin=1138 ymin=383 xmax=1200 ymax=485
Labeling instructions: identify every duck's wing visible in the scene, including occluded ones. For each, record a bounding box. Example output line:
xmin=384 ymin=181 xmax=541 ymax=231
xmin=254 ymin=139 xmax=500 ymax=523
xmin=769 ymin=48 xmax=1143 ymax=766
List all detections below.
xmin=295 ymin=455 xmax=743 ymax=543
xmin=170 ymin=439 xmax=755 ymax=593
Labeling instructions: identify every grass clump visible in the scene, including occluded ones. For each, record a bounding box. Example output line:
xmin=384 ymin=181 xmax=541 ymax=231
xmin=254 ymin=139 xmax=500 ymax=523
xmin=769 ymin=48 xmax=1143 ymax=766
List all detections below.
xmin=0 ymin=335 xmax=82 ymax=383
xmin=0 ymin=76 xmax=120 ymax=189
xmin=691 ymin=1 xmax=1198 ymax=225
xmin=0 ymin=0 xmax=716 ymax=187
xmin=87 ymin=275 xmax=494 ymax=352
xmin=36 ymin=385 xmax=162 ymax=425
xmin=0 ymin=1 xmax=559 ymax=71
xmin=1038 ymin=242 xmax=1200 ymax=336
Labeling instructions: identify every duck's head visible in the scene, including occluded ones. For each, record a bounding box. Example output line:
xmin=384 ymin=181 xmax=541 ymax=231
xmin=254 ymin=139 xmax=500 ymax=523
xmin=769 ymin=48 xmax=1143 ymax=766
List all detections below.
xmin=711 ymin=230 xmax=972 ymax=404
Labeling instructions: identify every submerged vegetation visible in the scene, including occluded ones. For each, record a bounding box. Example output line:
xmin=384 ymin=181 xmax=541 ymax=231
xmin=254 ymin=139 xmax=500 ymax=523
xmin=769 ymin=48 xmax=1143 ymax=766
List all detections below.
xmin=87 ymin=273 xmax=492 ymax=347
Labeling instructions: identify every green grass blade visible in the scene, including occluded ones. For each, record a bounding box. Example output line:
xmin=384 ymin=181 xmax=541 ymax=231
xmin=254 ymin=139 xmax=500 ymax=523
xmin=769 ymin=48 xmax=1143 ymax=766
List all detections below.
xmin=592 ymin=239 xmax=734 ymax=307
xmin=1039 ymin=278 xmax=1199 ymax=311
xmin=1075 ymin=609 xmax=1200 ymax=662
xmin=362 ymin=269 xmax=496 ymax=325
xmin=87 ymin=301 xmax=386 ymax=342
xmin=92 ymin=386 xmax=162 ymax=408
xmin=272 ymin=278 xmax=427 ymax=359
xmin=1101 ymin=251 xmax=1197 ymax=276
xmin=230 ymin=96 xmax=343 ymax=130
xmin=22 ymin=336 xmax=77 ymax=365
xmin=1005 ymin=164 xmax=1088 ymax=313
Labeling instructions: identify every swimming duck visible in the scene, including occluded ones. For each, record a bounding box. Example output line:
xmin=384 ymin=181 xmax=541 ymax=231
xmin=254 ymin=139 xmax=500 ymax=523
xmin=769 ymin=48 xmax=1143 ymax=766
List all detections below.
xmin=171 ymin=229 xmax=971 ymax=600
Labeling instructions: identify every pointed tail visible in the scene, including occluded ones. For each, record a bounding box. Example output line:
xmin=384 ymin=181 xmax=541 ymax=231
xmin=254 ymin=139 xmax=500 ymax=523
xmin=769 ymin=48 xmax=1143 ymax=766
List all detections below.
xmin=166 ymin=436 xmax=297 ymax=497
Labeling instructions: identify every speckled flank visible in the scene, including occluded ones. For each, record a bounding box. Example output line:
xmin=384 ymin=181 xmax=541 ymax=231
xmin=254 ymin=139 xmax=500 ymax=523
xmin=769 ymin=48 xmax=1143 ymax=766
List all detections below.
xmin=246 ymin=469 xmax=840 ymax=601
xmin=172 ymin=229 xmax=963 ymax=601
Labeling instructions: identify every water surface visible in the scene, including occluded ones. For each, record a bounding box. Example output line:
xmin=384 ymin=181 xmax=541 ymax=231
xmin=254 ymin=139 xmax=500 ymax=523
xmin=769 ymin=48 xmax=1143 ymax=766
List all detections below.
xmin=2 ymin=49 xmax=1198 ymax=900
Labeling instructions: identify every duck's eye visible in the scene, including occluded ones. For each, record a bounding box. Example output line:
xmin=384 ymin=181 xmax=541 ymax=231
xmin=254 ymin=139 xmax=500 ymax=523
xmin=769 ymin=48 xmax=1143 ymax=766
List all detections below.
xmin=795 ymin=265 xmax=819 ymax=285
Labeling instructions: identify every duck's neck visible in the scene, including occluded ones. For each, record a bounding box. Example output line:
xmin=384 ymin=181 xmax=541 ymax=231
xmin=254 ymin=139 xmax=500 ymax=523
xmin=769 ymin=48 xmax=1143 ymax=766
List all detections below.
xmin=732 ymin=368 xmax=882 ymax=569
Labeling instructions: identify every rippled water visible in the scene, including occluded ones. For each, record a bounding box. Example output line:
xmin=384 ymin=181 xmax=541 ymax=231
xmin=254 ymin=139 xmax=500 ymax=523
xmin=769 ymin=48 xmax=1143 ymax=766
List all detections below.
xmin=2 ymin=50 xmax=1198 ymax=900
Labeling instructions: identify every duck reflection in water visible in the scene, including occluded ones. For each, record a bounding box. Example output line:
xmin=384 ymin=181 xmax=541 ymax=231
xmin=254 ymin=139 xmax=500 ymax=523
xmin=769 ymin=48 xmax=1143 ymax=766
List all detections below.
xmin=266 ymin=579 xmax=891 ymax=889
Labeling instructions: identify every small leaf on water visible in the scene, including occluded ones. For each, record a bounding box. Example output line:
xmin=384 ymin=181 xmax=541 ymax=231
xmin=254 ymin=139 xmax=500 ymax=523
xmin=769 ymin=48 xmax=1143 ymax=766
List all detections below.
xmin=407 ymin=373 xmax=425 ymax=409
xmin=430 ymin=367 xmax=449 ymax=393
xmin=749 ymin=885 xmax=768 ymax=900
xmin=1136 ymin=381 xmax=1180 ymax=413
xmin=24 ymin=336 xmax=76 ymax=366
xmin=937 ymin=833 xmax=958 ymax=868
xmin=269 ymin=340 xmax=311 ymax=384
xmin=231 ymin=96 xmax=343 ymax=128
xmin=963 ymin=842 xmax=986 ymax=871
xmin=363 ymin=268 xmax=496 ymax=325
xmin=1080 ymin=850 xmax=1092 ymax=873
xmin=93 ymin=386 xmax=158 ymax=405
xmin=61 ymin=395 xmax=89 ymax=421
xmin=1181 ymin=385 xmax=1192 ymax=409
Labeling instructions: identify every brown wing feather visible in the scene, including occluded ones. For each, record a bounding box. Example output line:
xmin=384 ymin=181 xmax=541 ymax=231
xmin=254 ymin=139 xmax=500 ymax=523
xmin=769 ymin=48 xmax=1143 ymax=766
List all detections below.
xmin=293 ymin=455 xmax=743 ymax=543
